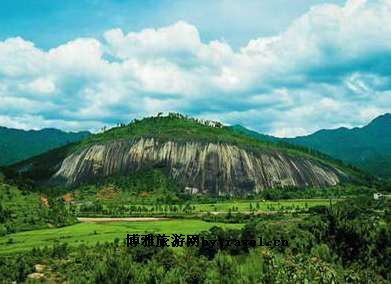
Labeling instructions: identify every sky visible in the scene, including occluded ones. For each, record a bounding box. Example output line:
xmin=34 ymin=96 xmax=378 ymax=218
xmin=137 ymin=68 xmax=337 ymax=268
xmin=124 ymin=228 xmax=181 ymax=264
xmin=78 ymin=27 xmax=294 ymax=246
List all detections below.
xmin=0 ymin=0 xmax=390 ymax=137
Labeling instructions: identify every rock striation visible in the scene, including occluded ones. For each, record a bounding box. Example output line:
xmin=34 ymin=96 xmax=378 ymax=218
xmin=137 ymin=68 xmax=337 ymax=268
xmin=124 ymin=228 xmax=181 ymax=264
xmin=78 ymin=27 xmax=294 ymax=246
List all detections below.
xmin=50 ymin=138 xmax=346 ymax=195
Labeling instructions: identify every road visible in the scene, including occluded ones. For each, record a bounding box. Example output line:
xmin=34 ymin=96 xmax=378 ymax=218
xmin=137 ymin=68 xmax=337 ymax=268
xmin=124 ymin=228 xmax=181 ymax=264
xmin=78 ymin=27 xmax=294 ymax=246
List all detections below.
xmin=77 ymin=217 xmax=170 ymax=222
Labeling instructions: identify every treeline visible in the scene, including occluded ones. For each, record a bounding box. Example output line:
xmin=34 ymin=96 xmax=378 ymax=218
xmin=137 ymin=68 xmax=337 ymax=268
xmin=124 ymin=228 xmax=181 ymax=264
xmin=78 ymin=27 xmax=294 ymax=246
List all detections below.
xmin=258 ymin=184 xmax=376 ymax=200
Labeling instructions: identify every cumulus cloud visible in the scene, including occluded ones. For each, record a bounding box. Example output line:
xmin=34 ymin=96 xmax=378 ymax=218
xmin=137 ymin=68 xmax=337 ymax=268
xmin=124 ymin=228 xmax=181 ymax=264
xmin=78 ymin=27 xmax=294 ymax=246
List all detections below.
xmin=0 ymin=0 xmax=390 ymax=136
xmin=104 ymin=21 xmax=202 ymax=61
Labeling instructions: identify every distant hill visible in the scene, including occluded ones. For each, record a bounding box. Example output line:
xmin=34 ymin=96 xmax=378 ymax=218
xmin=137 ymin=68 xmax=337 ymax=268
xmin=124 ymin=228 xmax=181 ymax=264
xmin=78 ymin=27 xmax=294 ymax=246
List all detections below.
xmin=231 ymin=114 xmax=391 ymax=178
xmin=0 ymin=127 xmax=90 ymax=166
xmin=286 ymin=114 xmax=391 ymax=178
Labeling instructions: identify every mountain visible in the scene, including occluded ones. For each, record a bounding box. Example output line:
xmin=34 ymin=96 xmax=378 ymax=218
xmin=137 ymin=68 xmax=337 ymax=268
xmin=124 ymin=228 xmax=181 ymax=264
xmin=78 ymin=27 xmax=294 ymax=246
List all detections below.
xmin=6 ymin=113 xmax=355 ymax=195
xmin=231 ymin=114 xmax=391 ymax=178
xmin=0 ymin=127 xmax=91 ymax=166
xmin=285 ymin=114 xmax=391 ymax=178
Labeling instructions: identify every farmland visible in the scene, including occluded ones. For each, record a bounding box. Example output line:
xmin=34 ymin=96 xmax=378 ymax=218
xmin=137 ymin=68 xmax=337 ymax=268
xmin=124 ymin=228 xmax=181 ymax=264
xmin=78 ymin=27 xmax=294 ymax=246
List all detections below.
xmin=0 ymin=219 xmax=243 ymax=254
xmin=0 ymin=198 xmax=335 ymax=254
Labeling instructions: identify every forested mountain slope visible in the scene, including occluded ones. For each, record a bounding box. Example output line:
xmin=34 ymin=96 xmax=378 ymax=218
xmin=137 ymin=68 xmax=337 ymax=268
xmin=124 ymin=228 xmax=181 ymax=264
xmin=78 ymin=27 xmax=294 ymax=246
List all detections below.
xmin=0 ymin=127 xmax=90 ymax=166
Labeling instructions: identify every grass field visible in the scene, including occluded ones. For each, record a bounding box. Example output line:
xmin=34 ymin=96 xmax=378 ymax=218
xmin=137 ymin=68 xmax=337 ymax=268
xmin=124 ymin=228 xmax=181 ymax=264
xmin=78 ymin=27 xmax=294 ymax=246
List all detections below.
xmin=0 ymin=219 xmax=243 ymax=254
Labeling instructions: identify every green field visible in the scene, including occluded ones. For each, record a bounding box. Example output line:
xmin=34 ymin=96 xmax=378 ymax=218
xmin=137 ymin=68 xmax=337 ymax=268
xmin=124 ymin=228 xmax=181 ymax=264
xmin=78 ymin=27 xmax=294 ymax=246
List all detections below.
xmin=0 ymin=219 xmax=243 ymax=254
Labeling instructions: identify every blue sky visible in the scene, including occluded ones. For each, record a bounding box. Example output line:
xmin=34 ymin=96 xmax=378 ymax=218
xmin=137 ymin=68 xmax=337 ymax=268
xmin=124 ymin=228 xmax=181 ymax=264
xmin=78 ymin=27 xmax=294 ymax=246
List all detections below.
xmin=1 ymin=0 xmax=345 ymax=49
xmin=0 ymin=0 xmax=390 ymax=136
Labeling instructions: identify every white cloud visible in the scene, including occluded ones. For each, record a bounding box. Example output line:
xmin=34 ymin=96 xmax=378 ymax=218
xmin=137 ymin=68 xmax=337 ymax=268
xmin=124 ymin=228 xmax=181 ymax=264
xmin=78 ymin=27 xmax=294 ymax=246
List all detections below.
xmin=0 ymin=37 xmax=45 ymax=77
xmin=21 ymin=77 xmax=56 ymax=94
xmin=0 ymin=0 xmax=390 ymax=136
xmin=104 ymin=21 xmax=202 ymax=61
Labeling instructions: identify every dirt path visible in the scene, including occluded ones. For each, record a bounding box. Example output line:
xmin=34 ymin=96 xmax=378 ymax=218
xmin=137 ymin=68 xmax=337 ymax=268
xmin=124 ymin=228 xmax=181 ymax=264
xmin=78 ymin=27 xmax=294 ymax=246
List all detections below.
xmin=77 ymin=217 xmax=170 ymax=222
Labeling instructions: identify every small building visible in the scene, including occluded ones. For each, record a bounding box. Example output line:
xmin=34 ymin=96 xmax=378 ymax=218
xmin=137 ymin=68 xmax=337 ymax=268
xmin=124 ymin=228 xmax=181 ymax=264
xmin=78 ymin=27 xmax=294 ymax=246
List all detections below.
xmin=185 ymin=186 xmax=200 ymax=195
xmin=373 ymin=193 xmax=383 ymax=200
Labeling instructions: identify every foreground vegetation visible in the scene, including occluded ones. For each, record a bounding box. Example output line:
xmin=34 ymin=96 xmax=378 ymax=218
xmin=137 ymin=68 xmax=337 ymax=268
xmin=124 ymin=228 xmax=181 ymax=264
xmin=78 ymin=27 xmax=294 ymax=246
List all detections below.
xmin=1 ymin=162 xmax=390 ymax=283
xmin=0 ymin=183 xmax=76 ymax=236
xmin=0 ymin=197 xmax=389 ymax=283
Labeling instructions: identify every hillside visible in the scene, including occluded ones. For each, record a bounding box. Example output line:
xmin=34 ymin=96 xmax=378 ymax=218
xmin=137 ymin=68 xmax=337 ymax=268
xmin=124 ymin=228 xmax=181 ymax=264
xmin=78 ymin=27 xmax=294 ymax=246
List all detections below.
xmin=285 ymin=114 xmax=391 ymax=178
xmin=0 ymin=127 xmax=90 ymax=166
xmin=229 ymin=125 xmax=278 ymax=143
xmin=0 ymin=181 xmax=76 ymax=235
xmin=6 ymin=113 xmax=355 ymax=195
xmin=230 ymin=114 xmax=391 ymax=178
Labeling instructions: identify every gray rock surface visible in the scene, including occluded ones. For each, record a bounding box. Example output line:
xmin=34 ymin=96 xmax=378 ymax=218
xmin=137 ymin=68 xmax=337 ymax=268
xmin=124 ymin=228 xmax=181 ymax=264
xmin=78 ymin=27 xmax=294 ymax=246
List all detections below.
xmin=51 ymin=138 xmax=346 ymax=194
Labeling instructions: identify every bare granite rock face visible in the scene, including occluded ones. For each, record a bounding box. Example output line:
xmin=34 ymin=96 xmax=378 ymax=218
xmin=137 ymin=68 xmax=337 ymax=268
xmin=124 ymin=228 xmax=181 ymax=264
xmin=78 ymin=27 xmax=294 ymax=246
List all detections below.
xmin=51 ymin=138 xmax=346 ymax=194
